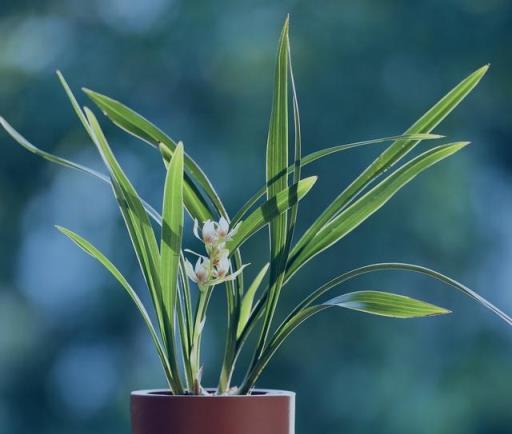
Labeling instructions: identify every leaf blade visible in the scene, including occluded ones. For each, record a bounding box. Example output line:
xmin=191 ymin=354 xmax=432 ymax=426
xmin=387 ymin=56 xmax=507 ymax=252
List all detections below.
xmin=231 ymin=133 xmax=443 ymax=226
xmin=83 ymin=88 xmax=223 ymax=220
xmin=237 ymin=263 xmax=270 ymax=339
xmin=287 ymin=142 xmax=468 ymax=278
xmin=228 ymin=176 xmax=317 ymax=252
xmin=291 ymin=66 xmax=488 ymax=257
xmin=160 ymin=142 xmax=184 ymax=332
xmin=55 ymin=226 xmax=175 ymax=388
xmin=84 ymin=108 xmax=162 ymax=303
xmin=0 ymin=116 xmax=163 ymax=225
xmin=325 ymin=290 xmax=450 ymax=318
xmin=252 ymin=16 xmax=291 ymax=366
xmin=285 ymin=35 xmax=302 ymax=258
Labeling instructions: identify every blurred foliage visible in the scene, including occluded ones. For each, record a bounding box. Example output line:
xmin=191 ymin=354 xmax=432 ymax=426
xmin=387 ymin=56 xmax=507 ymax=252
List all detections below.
xmin=1 ymin=0 xmax=512 ymax=433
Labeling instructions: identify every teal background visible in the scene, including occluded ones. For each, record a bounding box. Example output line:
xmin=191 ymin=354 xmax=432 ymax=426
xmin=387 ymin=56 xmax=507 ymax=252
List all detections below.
xmin=1 ymin=1 xmax=512 ymax=433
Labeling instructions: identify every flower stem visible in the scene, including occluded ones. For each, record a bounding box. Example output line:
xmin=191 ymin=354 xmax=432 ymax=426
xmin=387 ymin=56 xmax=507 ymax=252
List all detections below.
xmin=190 ymin=285 xmax=214 ymax=392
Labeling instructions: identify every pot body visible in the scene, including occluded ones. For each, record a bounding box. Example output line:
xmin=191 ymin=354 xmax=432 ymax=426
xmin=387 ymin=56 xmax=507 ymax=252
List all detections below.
xmin=131 ymin=389 xmax=295 ymax=434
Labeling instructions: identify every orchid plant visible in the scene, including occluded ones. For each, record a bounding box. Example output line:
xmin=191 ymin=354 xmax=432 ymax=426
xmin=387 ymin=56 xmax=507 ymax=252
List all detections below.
xmin=2 ymin=18 xmax=511 ymax=395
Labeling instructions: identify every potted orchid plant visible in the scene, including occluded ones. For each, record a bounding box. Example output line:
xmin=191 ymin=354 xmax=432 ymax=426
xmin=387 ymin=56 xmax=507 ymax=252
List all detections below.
xmin=2 ymin=17 xmax=511 ymax=434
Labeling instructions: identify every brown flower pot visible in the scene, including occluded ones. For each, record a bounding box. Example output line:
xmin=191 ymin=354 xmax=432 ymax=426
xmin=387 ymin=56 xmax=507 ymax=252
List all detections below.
xmin=131 ymin=389 xmax=295 ymax=434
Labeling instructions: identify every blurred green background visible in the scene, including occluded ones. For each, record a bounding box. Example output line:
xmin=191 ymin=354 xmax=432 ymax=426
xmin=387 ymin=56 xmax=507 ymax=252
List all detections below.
xmin=1 ymin=1 xmax=512 ymax=433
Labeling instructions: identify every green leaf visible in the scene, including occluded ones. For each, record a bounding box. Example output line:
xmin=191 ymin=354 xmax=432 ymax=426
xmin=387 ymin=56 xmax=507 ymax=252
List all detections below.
xmin=302 ymin=134 xmax=443 ymax=168
xmin=84 ymin=110 xmax=163 ymax=327
xmin=0 ymin=116 xmax=162 ymax=225
xmin=160 ymin=142 xmax=184 ymax=333
xmin=231 ymin=133 xmax=443 ymax=225
xmin=287 ymin=142 xmax=468 ymax=278
xmin=237 ymin=263 xmax=270 ymax=339
xmin=55 ymin=226 xmax=175 ymax=389
xmin=161 ymin=142 xmax=186 ymax=389
xmin=85 ymin=107 xmax=185 ymax=393
xmin=324 ymin=290 xmax=450 ymax=318
xmin=266 ymin=15 xmax=290 ymax=227
xmin=57 ymin=71 xmax=92 ymax=134
xmin=288 ymin=262 xmax=512 ymax=328
xmin=285 ymin=36 xmax=301 ymax=256
xmin=82 ymin=88 xmax=222 ymax=221
xmin=291 ymin=65 xmax=488 ymax=258
xmin=257 ymin=16 xmax=290 ymax=356
xmin=227 ymin=176 xmax=317 ymax=252
xmin=240 ymin=284 xmax=451 ymax=393
xmin=84 ymin=108 xmax=162 ymax=302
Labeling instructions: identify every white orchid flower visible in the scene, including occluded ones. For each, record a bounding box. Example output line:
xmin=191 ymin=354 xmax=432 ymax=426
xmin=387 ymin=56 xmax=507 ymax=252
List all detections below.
xmin=186 ymin=218 xmax=248 ymax=287
xmin=211 ymin=247 xmax=229 ymax=267
xmin=216 ymin=217 xmax=241 ymax=242
xmin=216 ymin=217 xmax=230 ymax=239
xmin=193 ymin=219 xmax=217 ymax=246
xmin=216 ymin=263 xmax=250 ymax=283
xmin=213 ymin=256 xmax=231 ymax=279
xmin=185 ymin=253 xmax=249 ymax=286
xmin=211 ymin=262 xmax=250 ymax=285
xmin=185 ymin=257 xmax=211 ymax=285
xmin=194 ymin=218 xmax=241 ymax=247
xmin=203 ymin=220 xmax=218 ymax=246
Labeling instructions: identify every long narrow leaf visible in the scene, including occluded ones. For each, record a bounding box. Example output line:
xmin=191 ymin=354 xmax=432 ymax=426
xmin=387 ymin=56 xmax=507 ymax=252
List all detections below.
xmin=84 ymin=108 xmax=163 ymax=306
xmin=287 ymin=262 xmax=512 ymax=334
xmin=160 ymin=142 xmax=185 ymax=342
xmin=257 ymin=17 xmax=291 ymax=358
xmin=286 ymin=33 xmax=301 ymax=250
xmin=82 ymin=108 xmax=184 ymax=381
xmin=324 ymin=290 xmax=450 ymax=318
xmin=82 ymin=88 xmax=223 ymax=220
xmin=243 ymin=250 xmax=512 ymax=392
xmin=57 ymin=71 xmax=92 ymax=134
xmin=158 ymin=143 xmax=216 ymax=222
xmin=160 ymin=142 xmax=185 ymax=387
xmin=231 ymin=133 xmax=443 ymax=225
xmin=240 ymin=288 xmax=449 ymax=392
xmin=292 ymin=66 xmax=488 ymax=257
xmin=228 ymin=176 xmax=317 ymax=252
xmin=287 ymin=142 xmax=468 ymax=278
xmin=55 ymin=226 xmax=175 ymax=388
xmin=237 ymin=263 xmax=270 ymax=339
xmin=0 ymin=117 xmax=162 ymax=224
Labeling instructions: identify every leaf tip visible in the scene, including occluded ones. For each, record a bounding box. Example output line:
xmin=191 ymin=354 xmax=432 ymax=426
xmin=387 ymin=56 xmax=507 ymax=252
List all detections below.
xmin=473 ymin=64 xmax=490 ymax=80
xmin=448 ymin=141 xmax=470 ymax=153
xmin=427 ymin=308 xmax=452 ymax=317
xmin=83 ymin=106 xmax=95 ymax=118
xmin=56 ymin=70 xmax=68 ymax=87
xmin=281 ymin=14 xmax=290 ymax=36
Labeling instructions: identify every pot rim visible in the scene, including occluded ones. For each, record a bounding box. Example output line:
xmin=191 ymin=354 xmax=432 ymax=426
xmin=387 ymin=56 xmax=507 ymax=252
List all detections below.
xmin=131 ymin=388 xmax=295 ymax=399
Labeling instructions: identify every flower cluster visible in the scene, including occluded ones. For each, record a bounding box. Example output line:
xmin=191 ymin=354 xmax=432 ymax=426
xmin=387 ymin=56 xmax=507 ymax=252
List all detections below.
xmin=184 ymin=217 xmax=246 ymax=289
